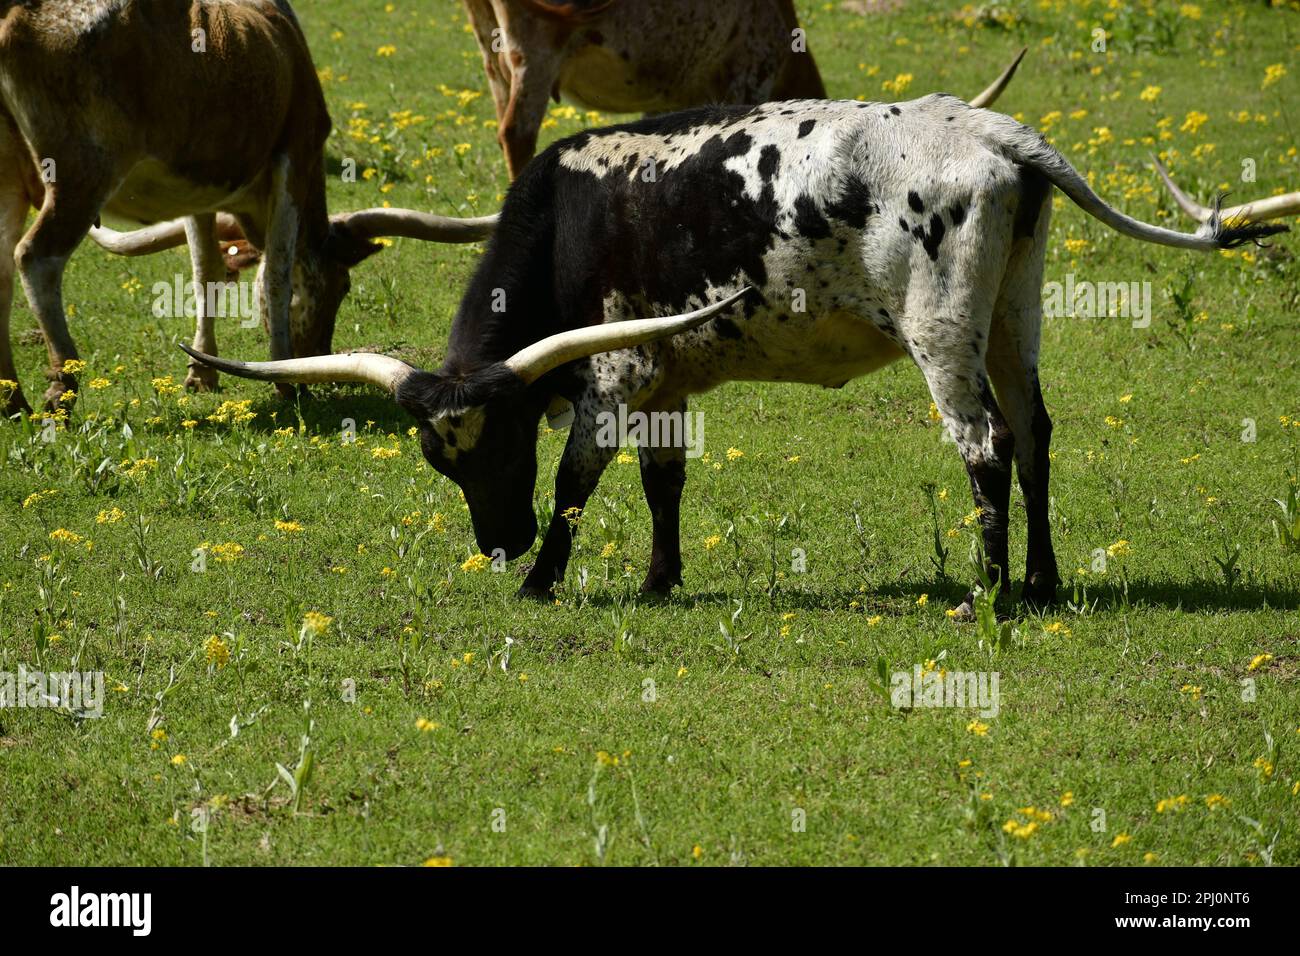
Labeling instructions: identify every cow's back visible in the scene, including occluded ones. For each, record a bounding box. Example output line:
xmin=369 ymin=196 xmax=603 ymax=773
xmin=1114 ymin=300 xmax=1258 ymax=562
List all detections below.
xmin=505 ymin=96 xmax=1029 ymax=397
xmin=0 ymin=0 xmax=328 ymax=193
xmin=553 ymin=0 xmax=802 ymax=112
xmin=541 ymin=97 xmax=1021 ymax=309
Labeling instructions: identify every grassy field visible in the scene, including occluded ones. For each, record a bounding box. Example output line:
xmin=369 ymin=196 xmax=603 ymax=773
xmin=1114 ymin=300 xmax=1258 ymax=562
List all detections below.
xmin=2 ymin=0 xmax=1299 ymax=866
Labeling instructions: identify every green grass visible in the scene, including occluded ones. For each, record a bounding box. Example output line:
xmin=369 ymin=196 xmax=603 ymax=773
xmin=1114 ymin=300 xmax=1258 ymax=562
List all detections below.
xmin=2 ymin=0 xmax=1299 ymax=866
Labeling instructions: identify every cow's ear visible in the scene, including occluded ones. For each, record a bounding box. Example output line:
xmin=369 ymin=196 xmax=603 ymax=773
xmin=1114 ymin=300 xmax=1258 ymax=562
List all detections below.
xmin=324 ymin=222 xmax=385 ymax=268
xmin=393 ymin=369 xmax=449 ymax=419
xmin=394 ymin=366 xmax=524 ymax=418
xmin=222 ymin=240 xmax=262 ymax=276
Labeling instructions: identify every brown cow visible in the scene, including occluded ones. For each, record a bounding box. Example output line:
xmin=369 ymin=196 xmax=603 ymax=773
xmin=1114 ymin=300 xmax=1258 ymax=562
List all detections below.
xmin=464 ymin=0 xmax=1023 ymax=179
xmin=0 ymin=0 xmax=493 ymax=416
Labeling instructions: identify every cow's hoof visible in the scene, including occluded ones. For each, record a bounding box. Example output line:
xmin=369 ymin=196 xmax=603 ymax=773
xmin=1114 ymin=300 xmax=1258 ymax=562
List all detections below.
xmin=638 ymin=584 xmax=676 ymax=602
xmin=949 ymin=599 xmax=975 ymax=622
xmin=272 ymin=382 xmax=314 ymax=402
xmin=639 ymin=573 xmax=680 ymax=599
xmin=185 ymin=366 xmax=219 ymax=392
xmin=42 ymin=378 xmax=75 ymax=412
xmin=1021 ymin=572 xmax=1060 ymax=610
xmin=515 ymin=582 xmax=554 ymax=601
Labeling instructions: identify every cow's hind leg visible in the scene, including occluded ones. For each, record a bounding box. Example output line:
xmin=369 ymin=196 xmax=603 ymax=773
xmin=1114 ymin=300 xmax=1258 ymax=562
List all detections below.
xmin=637 ymin=404 xmax=688 ymax=596
xmin=987 ymin=313 xmax=1059 ymax=609
xmin=918 ymin=360 xmax=1016 ymax=619
xmin=183 ymin=214 xmax=225 ymax=391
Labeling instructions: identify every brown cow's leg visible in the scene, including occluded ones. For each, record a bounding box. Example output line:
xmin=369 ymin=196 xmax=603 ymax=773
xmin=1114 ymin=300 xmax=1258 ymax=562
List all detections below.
xmin=465 ymin=0 xmax=512 ymax=125
xmin=0 ymin=182 xmax=32 ymax=417
xmin=256 ymin=156 xmax=298 ymax=399
xmin=0 ymin=111 xmax=37 ymax=417
xmin=15 ymin=166 xmax=115 ymax=411
xmin=183 ymin=214 xmax=224 ymax=392
xmin=498 ymin=51 xmax=562 ymax=180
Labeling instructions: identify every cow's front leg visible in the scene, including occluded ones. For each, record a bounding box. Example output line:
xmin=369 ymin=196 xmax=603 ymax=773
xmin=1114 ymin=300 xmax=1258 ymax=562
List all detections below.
xmin=463 ymin=0 xmax=511 ymax=125
xmin=182 ymin=214 xmax=224 ymax=392
xmin=518 ymin=414 xmax=616 ymax=599
xmin=637 ymin=407 xmax=687 ymax=595
xmin=15 ymin=166 xmax=115 ymax=411
xmin=496 ymin=45 xmax=561 ymax=180
xmin=0 ymin=177 xmax=32 ymax=418
xmin=259 ymin=155 xmax=298 ymax=399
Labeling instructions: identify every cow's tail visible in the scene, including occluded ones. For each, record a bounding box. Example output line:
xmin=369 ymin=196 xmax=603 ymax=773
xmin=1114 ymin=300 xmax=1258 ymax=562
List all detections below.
xmin=983 ymin=113 xmax=1287 ymax=250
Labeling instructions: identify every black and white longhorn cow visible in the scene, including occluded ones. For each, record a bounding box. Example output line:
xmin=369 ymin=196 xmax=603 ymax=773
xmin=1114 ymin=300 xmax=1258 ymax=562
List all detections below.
xmin=185 ymin=96 xmax=1287 ymax=615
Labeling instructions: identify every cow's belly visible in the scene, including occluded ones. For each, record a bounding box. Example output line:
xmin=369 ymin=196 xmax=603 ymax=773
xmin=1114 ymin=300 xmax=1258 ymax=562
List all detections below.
xmin=558 ymin=46 xmax=678 ymax=114
xmin=666 ymin=310 xmax=907 ymax=397
xmin=103 ymin=159 xmax=261 ymax=224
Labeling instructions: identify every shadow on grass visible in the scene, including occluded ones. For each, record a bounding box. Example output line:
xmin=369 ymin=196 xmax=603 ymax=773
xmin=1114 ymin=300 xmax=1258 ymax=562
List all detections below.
xmin=565 ymin=575 xmax=1300 ymax=618
xmin=159 ymin=387 xmax=1300 ymax=620
xmin=243 ymin=388 xmax=413 ymax=436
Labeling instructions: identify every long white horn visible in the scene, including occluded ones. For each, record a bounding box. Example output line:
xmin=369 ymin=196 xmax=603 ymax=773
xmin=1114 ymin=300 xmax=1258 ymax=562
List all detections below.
xmin=89 ymin=220 xmax=187 ymax=255
xmin=504 ymin=288 xmax=752 ymax=384
xmin=967 ymin=47 xmax=1027 ymax=109
xmin=89 ymin=214 xmax=244 ymax=256
xmin=177 ymin=344 xmax=413 ymax=393
xmin=1152 ymin=156 xmax=1300 ymax=224
xmin=334 ymin=208 xmax=498 ymax=242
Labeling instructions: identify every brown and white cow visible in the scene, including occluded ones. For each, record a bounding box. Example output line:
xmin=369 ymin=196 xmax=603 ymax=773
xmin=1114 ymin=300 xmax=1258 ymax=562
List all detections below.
xmin=463 ymin=0 xmax=1024 ymax=178
xmin=0 ymin=0 xmax=493 ymax=416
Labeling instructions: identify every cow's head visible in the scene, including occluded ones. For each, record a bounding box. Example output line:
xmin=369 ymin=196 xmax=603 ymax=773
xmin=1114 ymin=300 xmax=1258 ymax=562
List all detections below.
xmin=249 ymin=208 xmax=503 ymax=360
xmin=397 ymin=362 xmax=540 ymax=559
xmin=180 ymin=289 xmax=748 ymax=560
xmin=90 ymin=208 xmax=498 ymax=358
